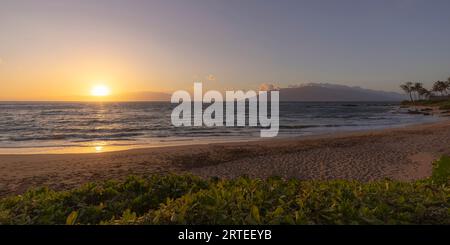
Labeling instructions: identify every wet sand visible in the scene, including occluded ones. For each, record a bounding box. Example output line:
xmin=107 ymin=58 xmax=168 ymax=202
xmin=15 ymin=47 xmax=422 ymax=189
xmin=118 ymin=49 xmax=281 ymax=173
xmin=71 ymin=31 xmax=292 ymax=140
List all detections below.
xmin=0 ymin=120 xmax=449 ymax=197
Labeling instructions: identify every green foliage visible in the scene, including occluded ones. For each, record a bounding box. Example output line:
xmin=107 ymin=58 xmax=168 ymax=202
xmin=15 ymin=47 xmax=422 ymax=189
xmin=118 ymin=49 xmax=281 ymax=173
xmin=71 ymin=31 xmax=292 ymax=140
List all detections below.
xmin=401 ymin=99 xmax=450 ymax=109
xmin=0 ymin=174 xmax=208 ymax=224
xmin=431 ymin=155 xmax=450 ymax=185
xmin=134 ymin=179 xmax=449 ymax=225
xmin=1 ymin=157 xmax=449 ymax=225
xmin=438 ymin=102 xmax=450 ymax=110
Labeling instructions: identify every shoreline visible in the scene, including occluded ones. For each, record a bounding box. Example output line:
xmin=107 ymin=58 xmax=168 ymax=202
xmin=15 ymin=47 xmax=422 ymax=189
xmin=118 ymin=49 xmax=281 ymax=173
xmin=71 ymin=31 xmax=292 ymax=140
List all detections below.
xmin=0 ymin=117 xmax=446 ymax=156
xmin=0 ymin=119 xmax=449 ymax=197
xmin=0 ymin=116 xmax=445 ymax=155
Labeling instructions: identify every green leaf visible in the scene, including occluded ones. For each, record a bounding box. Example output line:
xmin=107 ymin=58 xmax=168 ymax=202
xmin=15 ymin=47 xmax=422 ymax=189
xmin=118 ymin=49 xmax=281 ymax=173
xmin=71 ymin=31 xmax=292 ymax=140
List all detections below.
xmin=250 ymin=205 xmax=261 ymax=223
xmin=66 ymin=211 xmax=78 ymax=225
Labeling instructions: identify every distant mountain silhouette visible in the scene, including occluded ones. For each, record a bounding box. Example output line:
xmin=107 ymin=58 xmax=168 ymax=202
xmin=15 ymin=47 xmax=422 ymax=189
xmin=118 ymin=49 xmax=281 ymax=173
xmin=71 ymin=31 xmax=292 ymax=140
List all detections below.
xmin=74 ymin=83 xmax=404 ymax=102
xmin=276 ymin=83 xmax=405 ymax=101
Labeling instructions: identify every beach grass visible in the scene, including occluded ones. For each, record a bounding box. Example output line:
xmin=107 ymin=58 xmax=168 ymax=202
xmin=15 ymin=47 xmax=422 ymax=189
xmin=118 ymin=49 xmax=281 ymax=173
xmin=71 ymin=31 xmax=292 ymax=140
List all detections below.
xmin=0 ymin=156 xmax=449 ymax=225
xmin=431 ymin=155 xmax=450 ymax=184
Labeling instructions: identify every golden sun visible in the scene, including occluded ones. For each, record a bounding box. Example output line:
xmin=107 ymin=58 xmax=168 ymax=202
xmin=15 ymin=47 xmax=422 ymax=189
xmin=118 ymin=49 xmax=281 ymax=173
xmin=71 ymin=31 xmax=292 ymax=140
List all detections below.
xmin=90 ymin=85 xmax=111 ymax=97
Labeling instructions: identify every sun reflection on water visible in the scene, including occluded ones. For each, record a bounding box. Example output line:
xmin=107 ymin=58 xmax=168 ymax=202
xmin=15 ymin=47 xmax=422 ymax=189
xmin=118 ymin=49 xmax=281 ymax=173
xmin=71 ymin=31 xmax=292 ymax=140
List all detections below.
xmin=94 ymin=145 xmax=104 ymax=153
xmin=92 ymin=141 xmax=108 ymax=153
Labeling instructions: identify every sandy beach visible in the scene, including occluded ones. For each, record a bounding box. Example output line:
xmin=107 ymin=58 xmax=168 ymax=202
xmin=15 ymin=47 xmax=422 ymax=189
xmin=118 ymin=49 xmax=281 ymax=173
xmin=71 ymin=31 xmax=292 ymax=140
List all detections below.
xmin=0 ymin=120 xmax=449 ymax=197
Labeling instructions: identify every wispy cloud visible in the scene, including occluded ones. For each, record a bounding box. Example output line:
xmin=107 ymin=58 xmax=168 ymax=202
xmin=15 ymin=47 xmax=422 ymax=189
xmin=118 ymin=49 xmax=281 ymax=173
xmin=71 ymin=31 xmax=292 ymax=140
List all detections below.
xmin=206 ymin=74 xmax=216 ymax=81
xmin=259 ymin=83 xmax=279 ymax=91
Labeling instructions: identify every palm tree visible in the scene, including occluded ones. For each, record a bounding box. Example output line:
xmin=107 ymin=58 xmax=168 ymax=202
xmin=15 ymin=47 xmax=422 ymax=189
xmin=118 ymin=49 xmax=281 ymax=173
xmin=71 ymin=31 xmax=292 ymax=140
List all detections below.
xmin=400 ymin=81 xmax=414 ymax=104
xmin=412 ymin=82 xmax=424 ymax=101
xmin=418 ymin=87 xmax=431 ymax=100
xmin=446 ymin=77 xmax=450 ymax=94
xmin=432 ymin=81 xmax=447 ymax=96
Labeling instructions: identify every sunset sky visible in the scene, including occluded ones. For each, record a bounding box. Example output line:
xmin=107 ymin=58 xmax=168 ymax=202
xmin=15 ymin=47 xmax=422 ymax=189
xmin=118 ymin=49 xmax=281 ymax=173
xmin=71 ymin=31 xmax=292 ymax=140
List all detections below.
xmin=1 ymin=0 xmax=450 ymax=100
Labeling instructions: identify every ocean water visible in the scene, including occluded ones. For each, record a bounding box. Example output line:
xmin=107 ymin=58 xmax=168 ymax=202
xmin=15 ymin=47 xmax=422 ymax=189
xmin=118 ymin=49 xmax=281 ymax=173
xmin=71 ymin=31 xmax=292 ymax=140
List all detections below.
xmin=0 ymin=101 xmax=440 ymax=154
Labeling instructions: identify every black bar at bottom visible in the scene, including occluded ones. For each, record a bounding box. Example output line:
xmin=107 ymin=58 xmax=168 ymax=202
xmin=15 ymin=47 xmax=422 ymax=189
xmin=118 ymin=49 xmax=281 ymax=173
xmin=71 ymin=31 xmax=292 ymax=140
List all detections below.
xmin=0 ymin=225 xmax=446 ymax=243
